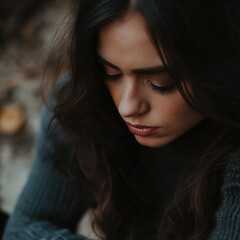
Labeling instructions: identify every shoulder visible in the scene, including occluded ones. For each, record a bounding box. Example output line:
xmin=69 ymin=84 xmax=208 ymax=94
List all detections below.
xmin=36 ymin=73 xmax=74 ymax=162
xmin=47 ymin=72 xmax=71 ymax=109
xmin=208 ymin=147 xmax=240 ymax=239
xmin=222 ymin=146 xmax=240 ymax=187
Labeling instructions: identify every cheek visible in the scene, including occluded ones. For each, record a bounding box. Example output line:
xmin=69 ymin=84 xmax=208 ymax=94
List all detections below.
xmin=171 ymin=99 xmax=203 ymax=128
xmin=156 ymin=93 xmax=202 ymax=125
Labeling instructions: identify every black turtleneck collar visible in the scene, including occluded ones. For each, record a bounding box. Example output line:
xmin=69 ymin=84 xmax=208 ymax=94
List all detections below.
xmin=122 ymin=118 xmax=214 ymax=211
xmin=117 ymin=118 xmax=218 ymax=238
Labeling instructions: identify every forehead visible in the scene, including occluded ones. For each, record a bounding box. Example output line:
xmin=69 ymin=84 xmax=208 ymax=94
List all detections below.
xmin=98 ymin=12 xmax=163 ymax=69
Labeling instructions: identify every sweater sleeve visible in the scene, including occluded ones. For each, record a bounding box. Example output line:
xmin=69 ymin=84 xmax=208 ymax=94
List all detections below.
xmin=3 ymin=106 xmax=93 ymax=240
xmin=208 ymin=148 xmax=240 ymax=240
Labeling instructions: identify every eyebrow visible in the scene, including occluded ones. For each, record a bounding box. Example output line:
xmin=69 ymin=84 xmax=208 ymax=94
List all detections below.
xmin=97 ymin=55 xmax=167 ymax=75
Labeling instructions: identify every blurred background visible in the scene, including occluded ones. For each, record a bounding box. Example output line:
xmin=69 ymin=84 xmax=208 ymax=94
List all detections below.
xmin=0 ymin=0 xmax=72 ymax=237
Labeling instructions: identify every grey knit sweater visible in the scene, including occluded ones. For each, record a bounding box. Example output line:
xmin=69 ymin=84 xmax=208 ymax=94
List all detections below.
xmin=3 ymin=105 xmax=240 ymax=240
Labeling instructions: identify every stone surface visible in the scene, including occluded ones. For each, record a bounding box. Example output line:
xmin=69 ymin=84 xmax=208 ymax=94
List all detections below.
xmin=0 ymin=104 xmax=26 ymax=135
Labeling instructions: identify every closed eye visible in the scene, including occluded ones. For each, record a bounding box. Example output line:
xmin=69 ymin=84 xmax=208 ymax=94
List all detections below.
xmin=104 ymin=73 xmax=122 ymax=81
xmin=100 ymin=63 xmax=178 ymax=96
xmin=147 ymin=81 xmax=178 ymax=95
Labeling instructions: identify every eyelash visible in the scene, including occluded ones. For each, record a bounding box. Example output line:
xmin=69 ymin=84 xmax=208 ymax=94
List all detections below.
xmin=148 ymin=81 xmax=178 ymax=95
xmin=103 ymin=73 xmax=178 ymax=95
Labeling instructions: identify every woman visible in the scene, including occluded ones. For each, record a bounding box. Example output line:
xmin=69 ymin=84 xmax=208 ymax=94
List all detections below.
xmin=3 ymin=0 xmax=240 ymax=239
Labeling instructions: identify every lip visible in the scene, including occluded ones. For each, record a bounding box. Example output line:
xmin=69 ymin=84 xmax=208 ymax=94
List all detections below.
xmin=126 ymin=122 xmax=159 ymax=137
xmin=127 ymin=122 xmax=153 ymax=128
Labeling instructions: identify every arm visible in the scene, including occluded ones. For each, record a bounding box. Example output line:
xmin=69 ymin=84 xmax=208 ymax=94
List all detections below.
xmin=3 ymin=106 xmax=93 ymax=240
xmin=208 ymin=148 xmax=240 ymax=240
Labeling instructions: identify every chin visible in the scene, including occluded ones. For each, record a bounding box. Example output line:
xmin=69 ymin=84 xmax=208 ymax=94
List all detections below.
xmin=134 ymin=135 xmax=174 ymax=148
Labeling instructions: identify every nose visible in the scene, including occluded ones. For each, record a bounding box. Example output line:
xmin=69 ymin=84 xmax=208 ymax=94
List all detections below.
xmin=118 ymin=77 xmax=149 ymax=118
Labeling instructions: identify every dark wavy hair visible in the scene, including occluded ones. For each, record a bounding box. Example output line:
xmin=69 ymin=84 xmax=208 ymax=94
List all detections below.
xmin=44 ymin=0 xmax=240 ymax=239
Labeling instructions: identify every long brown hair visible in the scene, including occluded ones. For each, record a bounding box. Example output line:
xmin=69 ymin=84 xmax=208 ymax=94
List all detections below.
xmin=44 ymin=0 xmax=240 ymax=239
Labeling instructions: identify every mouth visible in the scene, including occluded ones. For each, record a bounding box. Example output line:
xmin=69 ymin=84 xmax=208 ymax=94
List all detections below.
xmin=126 ymin=122 xmax=159 ymax=137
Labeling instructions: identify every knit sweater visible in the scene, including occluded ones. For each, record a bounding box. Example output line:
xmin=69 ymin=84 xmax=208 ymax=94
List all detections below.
xmin=3 ymin=105 xmax=240 ymax=240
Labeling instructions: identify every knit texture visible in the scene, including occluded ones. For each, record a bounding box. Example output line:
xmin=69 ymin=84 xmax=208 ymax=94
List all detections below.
xmin=3 ymin=106 xmax=92 ymax=240
xmin=208 ymin=148 xmax=240 ymax=240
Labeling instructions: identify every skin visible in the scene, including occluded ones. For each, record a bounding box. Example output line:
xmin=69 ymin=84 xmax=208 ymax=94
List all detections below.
xmin=98 ymin=12 xmax=204 ymax=148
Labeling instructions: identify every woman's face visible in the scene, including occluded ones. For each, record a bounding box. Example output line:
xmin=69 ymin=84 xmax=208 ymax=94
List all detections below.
xmin=98 ymin=12 xmax=204 ymax=148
